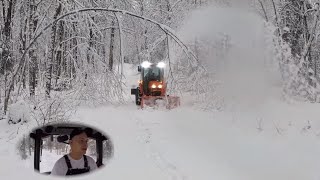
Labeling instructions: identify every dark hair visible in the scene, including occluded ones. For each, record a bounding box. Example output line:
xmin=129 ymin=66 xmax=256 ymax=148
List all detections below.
xmin=69 ymin=128 xmax=88 ymax=140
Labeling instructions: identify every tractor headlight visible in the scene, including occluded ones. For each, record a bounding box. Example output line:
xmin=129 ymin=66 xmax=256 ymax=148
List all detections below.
xmin=141 ymin=61 xmax=151 ymax=68
xmin=157 ymin=62 xmax=165 ymax=68
xmin=151 ymin=84 xmax=156 ymax=88
xmin=158 ymin=84 xmax=163 ymax=88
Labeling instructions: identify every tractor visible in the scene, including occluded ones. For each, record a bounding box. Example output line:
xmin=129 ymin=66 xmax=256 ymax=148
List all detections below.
xmin=131 ymin=61 xmax=180 ymax=109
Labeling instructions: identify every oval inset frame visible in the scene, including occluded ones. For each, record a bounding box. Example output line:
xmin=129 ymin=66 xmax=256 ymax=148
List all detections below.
xmin=28 ymin=122 xmax=114 ymax=175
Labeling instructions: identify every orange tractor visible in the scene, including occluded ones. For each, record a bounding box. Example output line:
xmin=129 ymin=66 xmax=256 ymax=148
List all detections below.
xmin=131 ymin=61 xmax=180 ymax=109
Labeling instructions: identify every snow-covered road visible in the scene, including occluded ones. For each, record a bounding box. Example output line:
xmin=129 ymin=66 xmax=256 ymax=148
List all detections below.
xmin=80 ymin=103 xmax=320 ymax=180
xmin=2 ymin=97 xmax=320 ymax=180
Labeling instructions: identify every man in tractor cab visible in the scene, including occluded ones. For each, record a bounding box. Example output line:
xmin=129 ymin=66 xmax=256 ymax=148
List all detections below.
xmin=50 ymin=128 xmax=98 ymax=176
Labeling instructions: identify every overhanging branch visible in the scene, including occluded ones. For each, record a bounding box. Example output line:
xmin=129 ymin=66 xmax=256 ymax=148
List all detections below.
xmin=4 ymin=7 xmax=203 ymax=113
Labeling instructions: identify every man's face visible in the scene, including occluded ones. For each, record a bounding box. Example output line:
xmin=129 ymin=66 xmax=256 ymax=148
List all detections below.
xmin=70 ymin=132 xmax=88 ymax=155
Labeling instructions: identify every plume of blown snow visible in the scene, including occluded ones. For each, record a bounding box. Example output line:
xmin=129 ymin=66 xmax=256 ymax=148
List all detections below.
xmin=176 ymin=5 xmax=282 ymax=110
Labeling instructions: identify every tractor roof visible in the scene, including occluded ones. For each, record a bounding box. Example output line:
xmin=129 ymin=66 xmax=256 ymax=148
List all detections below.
xmin=29 ymin=123 xmax=108 ymax=141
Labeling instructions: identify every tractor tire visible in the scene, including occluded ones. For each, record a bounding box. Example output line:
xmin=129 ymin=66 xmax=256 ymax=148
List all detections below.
xmin=136 ymin=100 xmax=141 ymax=105
xmin=135 ymin=87 xmax=141 ymax=105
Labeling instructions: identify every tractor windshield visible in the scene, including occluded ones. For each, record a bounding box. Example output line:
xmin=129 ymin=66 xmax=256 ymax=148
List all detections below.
xmin=143 ymin=66 xmax=162 ymax=81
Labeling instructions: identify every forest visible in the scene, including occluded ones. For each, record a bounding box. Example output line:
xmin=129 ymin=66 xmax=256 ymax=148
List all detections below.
xmin=1 ymin=0 xmax=320 ymax=125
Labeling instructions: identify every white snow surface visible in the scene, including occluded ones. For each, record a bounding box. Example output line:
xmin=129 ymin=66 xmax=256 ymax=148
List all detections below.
xmin=2 ymin=102 xmax=320 ymax=180
xmin=1 ymin=5 xmax=320 ymax=180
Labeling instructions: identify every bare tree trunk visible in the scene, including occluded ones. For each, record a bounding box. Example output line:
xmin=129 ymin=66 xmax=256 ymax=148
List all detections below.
xmin=114 ymin=12 xmax=123 ymax=77
xmin=2 ymin=0 xmax=16 ymax=114
xmin=70 ymin=21 xmax=78 ymax=79
xmin=46 ymin=3 xmax=62 ymax=98
xmin=130 ymin=16 xmax=142 ymax=64
xmin=45 ymin=32 xmax=55 ymax=97
xmin=139 ymin=1 xmax=148 ymax=51
xmin=28 ymin=137 xmax=32 ymax=156
xmin=55 ymin=20 xmax=64 ymax=85
xmin=87 ymin=24 xmax=93 ymax=65
xmin=302 ymin=4 xmax=320 ymax=90
xmin=28 ymin=0 xmax=38 ymax=97
xmin=102 ymin=29 xmax=107 ymax=64
xmin=19 ymin=4 xmax=27 ymax=90
xmin=302 ymin=2 xmax=313 ymax=87
xmin=1 ymin=0 xmax=15 ymax=73
xmin=109 ymin=19 xmax=115 ymax=71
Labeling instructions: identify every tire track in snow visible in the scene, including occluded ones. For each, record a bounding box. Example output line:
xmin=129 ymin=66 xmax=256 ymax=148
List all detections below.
xmin=133 ymin=112 xmax=188 ymax=180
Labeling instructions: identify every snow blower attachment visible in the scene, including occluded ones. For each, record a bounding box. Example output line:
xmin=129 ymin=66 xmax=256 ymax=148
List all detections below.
xmin=131 ymin=61 xmax=180 ymax=109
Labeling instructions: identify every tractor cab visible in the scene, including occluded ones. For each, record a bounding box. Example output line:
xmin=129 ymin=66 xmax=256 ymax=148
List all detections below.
xmin=29 ymin=123 xmax=113 ymax=175
xmin=141 ymin=63 xmax=164 ymax=82
xmin=139 ymin=61 xmax=166 ymax=96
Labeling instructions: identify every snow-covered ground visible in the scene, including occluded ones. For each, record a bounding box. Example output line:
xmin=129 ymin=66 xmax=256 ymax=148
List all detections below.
xmin=2 ymin=100 xmax=320 ymax=180
xmin=1 ymin=5 xmax=320 ymax=180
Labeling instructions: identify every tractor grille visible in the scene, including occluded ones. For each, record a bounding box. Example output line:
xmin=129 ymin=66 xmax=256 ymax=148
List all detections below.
xmin=150 ymin=91 xmax=161 ymax=96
